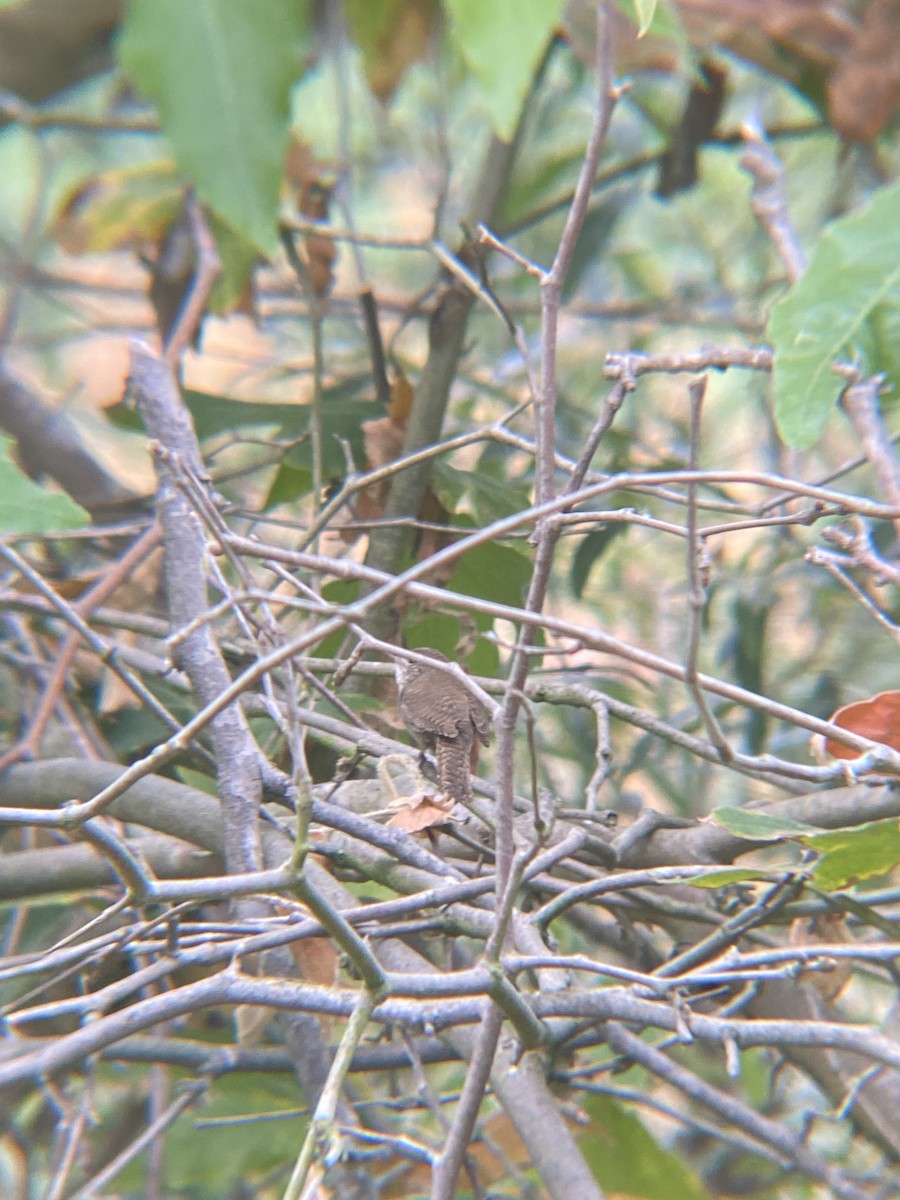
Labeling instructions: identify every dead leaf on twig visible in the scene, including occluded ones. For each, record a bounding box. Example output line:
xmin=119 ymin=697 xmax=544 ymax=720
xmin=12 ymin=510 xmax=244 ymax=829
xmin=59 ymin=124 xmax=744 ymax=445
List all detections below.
xmin=386 ymin=790 xmax=456 ymax=832
xmin=789 ymin=910 xmax=853 ymax=1003
xmin=285 ymin=137 xmax=337 ymax=297
xmin=346 ymin=372 xmax=454 ymax=565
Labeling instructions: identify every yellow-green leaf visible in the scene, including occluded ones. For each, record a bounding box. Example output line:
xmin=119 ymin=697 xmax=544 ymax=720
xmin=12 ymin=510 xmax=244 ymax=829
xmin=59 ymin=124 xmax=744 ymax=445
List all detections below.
xmin=581 ymin=1093 xmax=710 ymax=1200
xmin=633 ymin=0 xmax=658 ymax=36
xmin=710 ymin=807 xmax=820 ymax=841
xmin=803 ymin=820 xmax=900 ymax=891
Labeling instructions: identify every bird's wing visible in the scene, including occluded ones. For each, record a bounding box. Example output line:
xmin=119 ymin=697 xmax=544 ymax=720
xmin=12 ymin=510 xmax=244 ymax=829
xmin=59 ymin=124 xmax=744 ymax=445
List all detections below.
xmin=471 ymin=706 xmax=492 ymax=746
xmin=405 ymin=701 xmax=471 ymax=742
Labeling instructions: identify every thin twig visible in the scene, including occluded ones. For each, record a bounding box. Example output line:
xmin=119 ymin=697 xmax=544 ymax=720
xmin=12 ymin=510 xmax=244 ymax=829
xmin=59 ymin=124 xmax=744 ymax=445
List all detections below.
xmin=684 ymin=377 xmax=732 ymax=759
xmin=162 ymin=191 xmax=221 ymax=366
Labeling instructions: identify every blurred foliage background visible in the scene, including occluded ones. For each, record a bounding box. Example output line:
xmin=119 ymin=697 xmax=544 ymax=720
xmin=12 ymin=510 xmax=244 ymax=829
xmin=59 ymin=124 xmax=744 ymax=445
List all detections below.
xmin=1 ymin=0 xmax=900 ymax=1197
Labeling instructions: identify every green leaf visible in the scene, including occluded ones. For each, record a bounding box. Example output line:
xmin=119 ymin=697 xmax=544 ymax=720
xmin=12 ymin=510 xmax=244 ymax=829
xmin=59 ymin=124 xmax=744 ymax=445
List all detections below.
xmin=207 ymin=212 xmax=260 ymax=315
xmin=687 ymin=868 xmax=772 ymax=888
xmin=264 ymin=461 xmax=311 ymax=508
xmin=443 ymin=0 xmax=567 ymax=140
xmin=103 ymin=706 xmax=169 ymax=759
xmin=165 ymin=1075 xmax=304 ymax=1189
xmin=767 ymin=177 xmax=900 ymax=448
xmin=111 ymin=383 xmax=380 ymax=496
xmin=857 ymin=294 xmax=900 ymax=398
xmin=101 ymin=1069 xmax=304 ymax=1193
xmin=405 ymin=612 xmax=462 ymax=658
xmin=433 ymin=460 xmax=532 ymax=523
xmin=570 ymin=524 xmax=626 ymax=599
xmin=314 ymin=580 xmax=362 ymax=660
xmin=448 ymin=541 xmax=532 ymax=610
xmin=118 ymin=0 xmax=305 ymax=256
xmin=581 ymin=1093 xmax=710 ymax=1200
xmin=187 ymin=383 xmax=375 ymax=440
xmin=561 ymin=190 xmax=632 ymax=302
xmin=0 ymin=435 xmax=89 ymax=533
xmin=611 ymin=0 xmax=695 ymax=71
xmin=466 ymin=637 xmax=500 ymax=678
xmin=804 ymin=819 xmax=900 ymax=891
xmin=113 ymin=378 xmax=376 ymax=436
xmin=633 ymin=0 xmax=659 ymax=35
xmin=710 ymin=807 xmax=821 ymax=841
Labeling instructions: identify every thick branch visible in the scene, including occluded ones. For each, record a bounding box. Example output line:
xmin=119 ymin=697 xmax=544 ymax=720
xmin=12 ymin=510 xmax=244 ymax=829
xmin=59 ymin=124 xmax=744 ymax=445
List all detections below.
xmin=0 ymin=365 xmax=140 ymax=520
xmin=126 ymin=342 xmax=262 ymax=873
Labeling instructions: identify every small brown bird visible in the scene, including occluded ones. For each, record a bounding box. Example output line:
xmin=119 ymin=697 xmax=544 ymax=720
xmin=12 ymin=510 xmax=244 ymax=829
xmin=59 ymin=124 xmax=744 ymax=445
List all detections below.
xmin=394 ymin=648 xmax=491 ymax=803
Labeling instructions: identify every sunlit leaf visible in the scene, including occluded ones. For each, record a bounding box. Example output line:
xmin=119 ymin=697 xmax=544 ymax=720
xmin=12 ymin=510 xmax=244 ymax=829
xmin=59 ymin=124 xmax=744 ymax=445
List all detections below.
xmin=633 ymin=0 xmax=658 ymax=36
xmin=804 ymin=820 xmax=900 ymax=890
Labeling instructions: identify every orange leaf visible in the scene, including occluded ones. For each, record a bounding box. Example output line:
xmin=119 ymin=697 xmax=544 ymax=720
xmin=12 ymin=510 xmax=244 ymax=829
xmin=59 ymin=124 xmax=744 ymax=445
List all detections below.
xmin=824 ymin=690 xmax=900 ymax=759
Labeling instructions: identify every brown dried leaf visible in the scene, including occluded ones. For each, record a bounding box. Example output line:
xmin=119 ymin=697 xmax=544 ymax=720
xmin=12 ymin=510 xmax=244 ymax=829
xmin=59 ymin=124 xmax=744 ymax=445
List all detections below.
xmin=283 ymin=136 xmax=318 ymax=193
xmin=292 ymin=936 xmax=340 ymax=988
xmin=824 ymin=689 xmax=900 ymax=759
xmin=362 ymin=410 xmax=407 ymax=473
xmin=789 ymin=911 xmax=853 ymax=1002
xmin=675 ymin=0 xmax=856 ymax=73
xmin=343 ymin=374 xmax=411 ymax=539
xmin=827 ymin=0 xmax=900 ymax=141
xmin=387 ymin=790 xmax=456 ymax=831
xmin=284 ymin=136 xmax=338 ymax=297
xmin=345 ymin=371 xmax=454 ymax=569
xmin=357 ymin=0 xmax=437 ymax=103
xmin=299 ymin=179 xmax=335 ymax=298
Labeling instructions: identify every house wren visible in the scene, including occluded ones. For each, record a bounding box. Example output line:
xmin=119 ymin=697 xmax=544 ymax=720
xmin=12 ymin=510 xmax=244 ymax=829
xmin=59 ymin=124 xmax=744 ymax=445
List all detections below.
xmin=394 ymin=648 xmax=491 ymax=803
